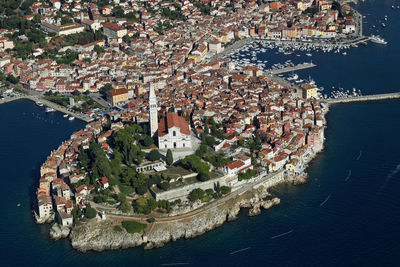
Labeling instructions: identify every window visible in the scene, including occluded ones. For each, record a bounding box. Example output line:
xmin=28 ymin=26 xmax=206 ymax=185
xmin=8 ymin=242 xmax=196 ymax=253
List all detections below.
xmin=174 ymin=142 xmax=177 ymax=148
xmin=173 ymin=131 xmax=176 ymax=136
xmin=183 ymin=143 xmax=185 ymax=148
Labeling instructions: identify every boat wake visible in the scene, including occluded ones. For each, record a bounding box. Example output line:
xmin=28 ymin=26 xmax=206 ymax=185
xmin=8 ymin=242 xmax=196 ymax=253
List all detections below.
xmin=229 ymin=247 xmax=251 ymax=255
xmin=271 ymin=230 xmax=293 ymax=239
xmin=356 ymin=150 xmax=362 ymax=161
xmin=160 ymin=263 xmax=190 ymax=266
xmin=377 ymin=163 xmax=400 ymax=194
xmin=320 ymin=194 xmax=331 ymax=207
xmin=345 ymin=170 xmax=352 ymax=181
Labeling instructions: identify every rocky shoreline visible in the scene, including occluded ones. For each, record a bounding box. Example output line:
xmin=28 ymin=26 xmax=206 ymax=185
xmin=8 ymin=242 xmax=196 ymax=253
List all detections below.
xmin=70 ymin=184 xmax=283 ymax=252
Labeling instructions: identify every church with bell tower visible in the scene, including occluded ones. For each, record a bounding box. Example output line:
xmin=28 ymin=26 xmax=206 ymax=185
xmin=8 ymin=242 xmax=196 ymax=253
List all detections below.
xmin=148 ymin=83 xmax=192 ymax=150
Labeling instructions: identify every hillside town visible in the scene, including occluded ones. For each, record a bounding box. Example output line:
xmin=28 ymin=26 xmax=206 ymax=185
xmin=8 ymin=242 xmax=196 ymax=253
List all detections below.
xmin=0 ymin=0 xmax=343 ymax=237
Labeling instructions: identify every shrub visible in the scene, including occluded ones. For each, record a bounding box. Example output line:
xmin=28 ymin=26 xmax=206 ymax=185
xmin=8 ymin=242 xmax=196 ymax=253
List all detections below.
xmin=122 ymin=221 xmax=147 ymax=234
xmin=220 ymin=186 xmax=231 ymax=195
xmin=85 ymin=206 xmax=97 ymax=219
xmin=197 ymin=171 xmax=210 ymax=182
xmin=148 ymin=149 xmax=160 ymax=161
xmin=188 ymin=188 xmax=205 ymax=202
xmin=113 ymin=225 xmax=123 ymax=232
xmin=158 ymin=182 xmax=170 ymax=191
xmin=136 ymin=184 xmax=148 ymax=195
xmin=93 ymin=195 xmax=106 ymax=203
xmin=147 ymin=217 xmax=155 ymax=223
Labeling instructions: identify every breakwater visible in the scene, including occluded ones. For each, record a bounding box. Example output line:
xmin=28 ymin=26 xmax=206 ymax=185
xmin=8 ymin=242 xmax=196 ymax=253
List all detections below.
xmin=267 ymin=62 xmax=316 ymax=75
xmin=325 ymin=92 xmax=400 ymax=104
xmin=0 ymin=95 xmax=93 ymax=122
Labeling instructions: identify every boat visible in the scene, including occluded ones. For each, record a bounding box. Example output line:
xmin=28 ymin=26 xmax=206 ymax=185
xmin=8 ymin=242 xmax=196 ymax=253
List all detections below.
xmin=68 ymin=116 xmax=75 ymax=121
xmin=36 ymin=102 xmax=43 ymax=107
xmin=63 ymin=114 xmax=69 ymax=118
xmin=45 ymin=107 xmax=55 ymax=113
xmin=306 ymin=53 xmax=312 ymax=57
xmin=370 ymin=35 xmax=387 ymax=45
xmin=381 ymin=22 xmax=386 ymax=27
xmin=342 ymin=52 xmax=347 ymax=55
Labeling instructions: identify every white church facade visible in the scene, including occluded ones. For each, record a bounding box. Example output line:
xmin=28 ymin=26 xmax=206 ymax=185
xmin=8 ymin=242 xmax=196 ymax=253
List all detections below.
xmin=149 ymin=84 xmax=192 ymax=150
xmin=158 ymin=113 xmax=192 ymax=150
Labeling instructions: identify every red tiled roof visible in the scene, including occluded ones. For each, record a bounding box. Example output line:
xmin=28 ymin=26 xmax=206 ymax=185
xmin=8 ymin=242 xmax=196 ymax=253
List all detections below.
xmin=109 ymin=88 xmax=128 ymax=96
xmin=158 ymin=113 xmax=190 ymax=137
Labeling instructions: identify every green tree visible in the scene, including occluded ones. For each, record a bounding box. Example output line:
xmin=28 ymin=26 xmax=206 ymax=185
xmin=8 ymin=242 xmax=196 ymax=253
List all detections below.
xmin=148 ymin=149 xmax=160 ymax=161
xmin=85 ymin=205 xmax=97 ymax=219
xmin=142 ymin=135 xmax=154 ymax=147
xmin=120 ymin=200 xmax=132 ymax=213
xmin=166 ymin=149 xmax=173 ymax=165
xmin=136 ymin=184 xmax=147 ymax=195
xmin=220 ymin=186 xmax=231 ymax=195
xmin=197 ymin=171 xmax=210 ymax=182
xmin=158 ymin=181 xmax=170 ymax=191
xmin=188 ymin=188 xmax=205 ymax=202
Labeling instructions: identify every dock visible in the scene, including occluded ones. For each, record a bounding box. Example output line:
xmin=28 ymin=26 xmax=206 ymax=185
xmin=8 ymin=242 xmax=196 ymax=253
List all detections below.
xmin=325 ymin=92 xmax=400 ymax=104
xmin=267 ymin=62 xmax=316 ymax=75
xmin=0 ymin=95 xmax=93 ymax=122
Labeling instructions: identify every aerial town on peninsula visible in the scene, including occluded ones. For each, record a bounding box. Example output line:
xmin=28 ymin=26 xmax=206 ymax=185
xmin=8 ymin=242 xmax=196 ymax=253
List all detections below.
xmin=0 ymin=0 xmax=364 ymax=250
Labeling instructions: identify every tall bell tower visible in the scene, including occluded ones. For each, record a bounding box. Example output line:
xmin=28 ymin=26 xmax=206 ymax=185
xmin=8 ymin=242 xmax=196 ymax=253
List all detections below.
xmin=149 ymin=82 xmax=158 ymax=137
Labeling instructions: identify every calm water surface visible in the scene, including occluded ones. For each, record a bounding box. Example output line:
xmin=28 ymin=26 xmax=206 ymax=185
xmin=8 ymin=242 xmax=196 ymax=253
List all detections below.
xmin=1 ymin=0 xmax=400 ymax=266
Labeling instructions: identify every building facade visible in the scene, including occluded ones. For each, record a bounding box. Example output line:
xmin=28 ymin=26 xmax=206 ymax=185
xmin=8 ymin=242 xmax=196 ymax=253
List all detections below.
xmin=158 ymin=113 xmax=192 ymax=150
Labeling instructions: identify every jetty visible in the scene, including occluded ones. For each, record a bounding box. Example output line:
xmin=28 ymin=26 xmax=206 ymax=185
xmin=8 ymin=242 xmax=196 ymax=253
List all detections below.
xmin=268 ymin=62 xmax=316 ymax=75
xmin=325 ymin=92 xmax=400 ymax=104
xmin=0 ymin=95 xmax=93 ymax=122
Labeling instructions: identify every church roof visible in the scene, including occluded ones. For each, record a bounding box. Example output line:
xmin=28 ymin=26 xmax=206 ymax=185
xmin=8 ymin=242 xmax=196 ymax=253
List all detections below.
xmin=158 ymin=113 xmax=190 ymax=137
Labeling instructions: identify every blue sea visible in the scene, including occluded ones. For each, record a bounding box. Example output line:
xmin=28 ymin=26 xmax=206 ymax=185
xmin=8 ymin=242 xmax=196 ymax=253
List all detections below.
xmin=1 ymin=1 xmax=399 ymax=266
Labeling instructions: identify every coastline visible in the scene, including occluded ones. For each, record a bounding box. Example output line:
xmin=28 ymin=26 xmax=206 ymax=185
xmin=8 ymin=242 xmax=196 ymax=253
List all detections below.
xmin=67 ymin=136 xmax=325 ymax=252
xmin=0 ymin=95 xmax=93 ymax=122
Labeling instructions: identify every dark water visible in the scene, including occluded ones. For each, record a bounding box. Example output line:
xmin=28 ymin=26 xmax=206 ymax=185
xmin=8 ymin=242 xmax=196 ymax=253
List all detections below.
xmin=1 ymin=1 xmax=400 ymax=266
xmin=256 ymin=0 xmax=400 ymax=96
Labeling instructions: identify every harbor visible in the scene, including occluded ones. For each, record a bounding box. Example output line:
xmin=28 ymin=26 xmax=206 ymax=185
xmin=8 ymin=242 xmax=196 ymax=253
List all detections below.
xmin=0 ymin=94 xmax=93 ymax=122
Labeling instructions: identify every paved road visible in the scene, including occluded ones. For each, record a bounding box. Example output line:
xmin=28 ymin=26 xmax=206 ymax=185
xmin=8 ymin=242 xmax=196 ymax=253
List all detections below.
xmin=90 ymin=92 xmax=110 ymax=108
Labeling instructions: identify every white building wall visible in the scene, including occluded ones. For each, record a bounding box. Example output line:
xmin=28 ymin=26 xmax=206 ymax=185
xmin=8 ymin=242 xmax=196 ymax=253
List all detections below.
xmin=158 ymin=126 xmax=192 ymax=149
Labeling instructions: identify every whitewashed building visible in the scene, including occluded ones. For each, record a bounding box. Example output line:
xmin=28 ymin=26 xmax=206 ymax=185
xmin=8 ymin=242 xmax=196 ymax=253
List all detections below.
xmin=38 ymin=195 xmax=53 ymax=219
xmin=158 ymin=113 xmax=192 ymax=150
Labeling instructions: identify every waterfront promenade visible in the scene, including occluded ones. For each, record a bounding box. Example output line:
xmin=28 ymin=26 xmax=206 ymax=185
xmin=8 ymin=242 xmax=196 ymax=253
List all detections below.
xmin=325 ymin=92 xmax=400 ymax=104
xmin=0 ymin=95 xmax=93 ymax=122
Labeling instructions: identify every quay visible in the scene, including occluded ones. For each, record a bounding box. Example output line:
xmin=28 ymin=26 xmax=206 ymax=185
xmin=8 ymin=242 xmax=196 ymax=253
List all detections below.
xmin=268 ymin=62 xmax=316 ymax=75
xmin=0 ymin=95 xmax=93 ymax=122
xmin=325 ymin=92 xmax=400 ymax=104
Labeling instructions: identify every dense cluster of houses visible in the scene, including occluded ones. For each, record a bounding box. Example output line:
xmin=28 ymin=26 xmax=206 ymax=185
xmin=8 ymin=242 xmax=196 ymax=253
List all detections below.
xmin=29 ymin=0 xmax=331 ymax=226
xmin=1 ymin=0 xmax=354 ymax=104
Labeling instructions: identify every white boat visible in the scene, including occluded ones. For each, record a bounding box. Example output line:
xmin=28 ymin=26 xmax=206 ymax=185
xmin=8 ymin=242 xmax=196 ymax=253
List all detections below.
xmin=63 ymin=114 xmax=68 ymax=118
xmin=370 ymin=35 xmax=387 ymax=45
xmin=68 ymin=116 xmax=75 ymax=121
xmin=381 ymin=22 xmax=386 ymax=28
xmin=45 ymin=107 xmax=55 ymax=113
xmin=306 ymin=53 xmax=312 ymax=57
xmin=36 ymin=102 xmax=43 ymax=107
xmin=342 ymin=52 xmax=347 ymax=55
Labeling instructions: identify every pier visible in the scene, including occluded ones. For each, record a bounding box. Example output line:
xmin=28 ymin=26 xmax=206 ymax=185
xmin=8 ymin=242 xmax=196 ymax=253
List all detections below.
xmin=325 ymin=92 xmax=400 ymax=104
xmin=0 ymin=95 xmax=93 ymax=122
xmin=267 ymin=62 xmax=316 ymax=75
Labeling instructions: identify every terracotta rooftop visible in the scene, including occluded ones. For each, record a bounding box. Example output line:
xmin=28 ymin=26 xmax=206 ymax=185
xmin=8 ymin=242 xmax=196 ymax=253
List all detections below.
xmin=158 ymin=113 xmax=190 ymax=137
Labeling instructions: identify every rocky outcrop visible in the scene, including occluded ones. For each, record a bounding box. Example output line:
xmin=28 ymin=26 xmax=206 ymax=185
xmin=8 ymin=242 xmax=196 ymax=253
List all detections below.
xmin=70 ymin=186 xmax=282 ymax=252
xmin=33 ymin=210 xmax=54 ymax=224
xmin=50 ymin=223 xmax=70 ymax=240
